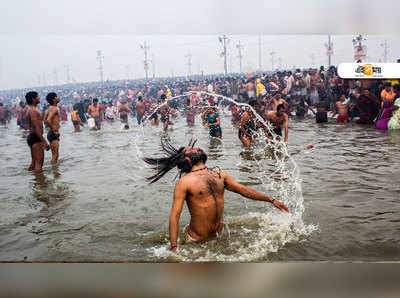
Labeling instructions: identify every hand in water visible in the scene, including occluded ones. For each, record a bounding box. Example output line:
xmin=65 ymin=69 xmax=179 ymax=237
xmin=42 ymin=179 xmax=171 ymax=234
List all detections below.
xmin=273 ymin=200 xmax=290 ymax=213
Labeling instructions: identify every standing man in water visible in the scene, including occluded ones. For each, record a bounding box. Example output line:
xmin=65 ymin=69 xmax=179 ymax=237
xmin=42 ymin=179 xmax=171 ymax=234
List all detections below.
xmin=18 ymin=101 xmax=29 ymax=129
xmin=238 ymin=100 xmax=260 ymax=147
xmin=264 ymin=104 xmax=289 ymax=143
xmin=143 ymin=140 xmax=289 ymax=252
xmin=159 ymin=94 xmax=171 ymax=132
xmin=0 ymin=103 xmax=6 ymax=127
xmin=25 ymin=91 xmax=50 ymax=173
xmin=118 ymin=98 xmax=131 ymax=129
xmin=135 ymin=96 xmax=145 ymax=125
xmin=44 ymin=92 xmax=60 ymax=163
xmin=88 ymin=98 xmax=102 ymax=130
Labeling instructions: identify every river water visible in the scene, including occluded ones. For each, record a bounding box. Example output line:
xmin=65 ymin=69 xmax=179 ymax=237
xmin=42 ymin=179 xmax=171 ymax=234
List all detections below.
xmin=1 ymin=110 xmax=400 ymax=262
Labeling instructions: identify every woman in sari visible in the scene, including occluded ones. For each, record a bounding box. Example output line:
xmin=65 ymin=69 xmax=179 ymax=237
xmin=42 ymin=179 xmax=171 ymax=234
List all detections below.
xmin=388 ymin=97 xmax=400 ymax=130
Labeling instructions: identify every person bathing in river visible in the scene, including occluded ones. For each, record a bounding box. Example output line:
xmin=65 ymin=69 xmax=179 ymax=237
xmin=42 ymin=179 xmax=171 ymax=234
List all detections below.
xmin=264 ymin=104 xmax=289 ymax=143
xmin=88 ymin=98 xmax=102 ymax=130
xmin=332 ymin=94 xmax=350 ymax=123
xmin=143 ymin=139 xmax=289 ymax=252
xmin=71 ymin=104 xmax=82 ymax=132
xmin=238 ymin=100 xmax=261 ymax=147
xmin=205 ymin=106 xmax=222 ymax=138
xmin=26 ymin=91 xmax=50 ymax=173
xmin=118 ymin=98 xmax=131 ymax=129
xmin=44 ymin=92 xmax=60 ymax=163
xmin=159 ymin=94 xmax=171 ymax=132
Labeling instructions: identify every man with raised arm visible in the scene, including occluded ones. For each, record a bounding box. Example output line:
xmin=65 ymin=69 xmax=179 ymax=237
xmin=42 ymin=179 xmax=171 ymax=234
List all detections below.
xmin=143 ymin=139 xmax=289 ymax=252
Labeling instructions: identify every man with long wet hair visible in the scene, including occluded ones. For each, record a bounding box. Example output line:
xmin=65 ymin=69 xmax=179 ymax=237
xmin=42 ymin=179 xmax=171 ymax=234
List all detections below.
xmin=143 ymin=139 xmax=289 ymax=252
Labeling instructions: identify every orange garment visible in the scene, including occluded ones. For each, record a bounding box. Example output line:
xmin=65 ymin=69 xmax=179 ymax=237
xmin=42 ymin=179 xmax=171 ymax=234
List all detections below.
xmin=381 ymin=89 xmax=396 ymax=102
xmin=71 ymin=110 xmax=80 ymax=122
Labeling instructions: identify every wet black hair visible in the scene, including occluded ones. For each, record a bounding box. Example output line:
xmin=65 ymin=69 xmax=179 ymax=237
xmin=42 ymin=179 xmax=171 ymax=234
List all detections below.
xmin=73 ymin=104 xmax=79 ymax=110
xmin=93 ymin=98 xmax=99 ymax=103
xmin=143 ymin=138 xmax=207 ymax=184
xmin=0 ymin=102 xmax=3 ymax=107
xmin=46 ymin=92 xmax=57 ymax=105
xmin=384 ymin=82 xmax=392 ymax=88
xmin=160 ymin=94 xmax=166 ymax=100
xmin=277 ymin=103 xmax=285 ymax=111
xmin=25 ymin=91 xmax=38 ymax=105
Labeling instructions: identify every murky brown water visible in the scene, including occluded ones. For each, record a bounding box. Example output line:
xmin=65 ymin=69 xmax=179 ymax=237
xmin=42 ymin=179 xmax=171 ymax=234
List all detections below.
xmin=1 ymin=112 xmax=400 ymax=262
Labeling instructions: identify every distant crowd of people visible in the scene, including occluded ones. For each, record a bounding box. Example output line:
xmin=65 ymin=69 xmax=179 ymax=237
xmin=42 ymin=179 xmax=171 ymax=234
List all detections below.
xmin=1 ymin=65 xmax=400 ymax=173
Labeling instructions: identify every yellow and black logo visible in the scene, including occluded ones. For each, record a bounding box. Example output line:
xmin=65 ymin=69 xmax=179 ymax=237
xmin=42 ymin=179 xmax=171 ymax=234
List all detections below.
xmin=355 ymin=64 xmax=382 ymax=76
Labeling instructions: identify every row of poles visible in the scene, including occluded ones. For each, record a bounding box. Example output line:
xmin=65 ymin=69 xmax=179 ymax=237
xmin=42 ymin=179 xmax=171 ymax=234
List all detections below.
xmin=32 ymin=35 xmax=391 ymax=86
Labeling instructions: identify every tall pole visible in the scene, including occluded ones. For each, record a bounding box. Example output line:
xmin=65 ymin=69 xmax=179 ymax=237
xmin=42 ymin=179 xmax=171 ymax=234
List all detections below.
xmin=96 ymin=50 xmax=104 ymax=83
xmin=219 ymin=35 xmax=228 ymax=76
xmin=328 ymin=35 xmax=332 ymax=67
xmin=278 ymin=57 xmax=282 ymax=70
xmin=352 ymin=35 xmax=367 ymax=62
xmin=185 ymin=51 xmax=192 ymax=77
xmin=140 ymin=41 xmax=150 ymax=80
xmin=236 ymin=41 xmax=243 ymax=73
xmin=151 ymin=54 xmax=156 ymax=78
xmin=381 ymin=40 xmax=389 ymax=63
xmin=270 ymin=49 xmax=276 ymax=71
xmin=258 ymin=35 xmax=262 ymax=70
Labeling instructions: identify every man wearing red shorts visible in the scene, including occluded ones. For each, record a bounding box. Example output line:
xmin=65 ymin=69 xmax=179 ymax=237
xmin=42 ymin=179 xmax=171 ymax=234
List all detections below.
xmin=333 ymin=94 xmax=350 ymax=123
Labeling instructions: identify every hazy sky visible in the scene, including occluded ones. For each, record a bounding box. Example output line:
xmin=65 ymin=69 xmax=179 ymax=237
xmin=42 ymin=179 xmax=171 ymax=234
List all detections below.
xmin=1 ymin=0 xmax=399 ymax=90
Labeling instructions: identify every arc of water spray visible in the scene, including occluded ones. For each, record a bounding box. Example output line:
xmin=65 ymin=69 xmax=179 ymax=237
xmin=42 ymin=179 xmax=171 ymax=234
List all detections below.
xmin=140 ymin=91 xmax=285 ymax=149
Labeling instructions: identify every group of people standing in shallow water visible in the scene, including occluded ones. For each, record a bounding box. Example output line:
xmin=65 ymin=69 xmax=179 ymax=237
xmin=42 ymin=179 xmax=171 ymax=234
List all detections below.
xmin=1 ymin=65 xmax=400 ymax=174
xmin=2 ymin=64 xmax=400 ymax=252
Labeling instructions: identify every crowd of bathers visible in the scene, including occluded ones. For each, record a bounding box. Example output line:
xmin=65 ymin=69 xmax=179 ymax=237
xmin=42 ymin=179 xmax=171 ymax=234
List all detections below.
xmin=1 ymin=65 xmax=400 ymax=133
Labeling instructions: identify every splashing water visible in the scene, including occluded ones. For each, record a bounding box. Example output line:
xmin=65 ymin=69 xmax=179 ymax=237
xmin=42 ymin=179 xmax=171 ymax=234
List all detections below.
xmin=130 ymin=92 xmax=317 ymax=262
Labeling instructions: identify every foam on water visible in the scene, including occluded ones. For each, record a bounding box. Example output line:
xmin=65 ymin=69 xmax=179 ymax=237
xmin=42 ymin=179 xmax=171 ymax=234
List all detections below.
xmin=131 ymin=92 xmax=317 ymax=261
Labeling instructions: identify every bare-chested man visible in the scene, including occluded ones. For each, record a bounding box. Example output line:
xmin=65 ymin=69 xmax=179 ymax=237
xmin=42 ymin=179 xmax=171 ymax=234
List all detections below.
xmin=272 ymin=93 xmax=288 ymax=111
xmin=88 ymin=98 xmax=102 ymax=130
xmin=18 ymin=101 xmax=29 ymax=129
xmin=25 ymin=91 xmax=50 ymax=173
xmin=332 ymin=94 xmax=350 ymax=123
xmin=239 ymin=100 xmax=260 ymax=147
xmin=44 ymin=93 xmax=60 ymax=163
xmin=135 ymin=96 xmax=145 ymax=125
xmin=246 ymin=79 xmax=256 ymax=100
xmin=143 ymin=139 xmax=289 ymax=251
xmin=264 ymin=104 xmax=289 ymax=143
xmin=118 ymin=98 xmax=131 ymax=128
xmin=0 ymin=103 xmax=6 ymax=127
xmin=159 ymin=94 xmax=171 ymax=132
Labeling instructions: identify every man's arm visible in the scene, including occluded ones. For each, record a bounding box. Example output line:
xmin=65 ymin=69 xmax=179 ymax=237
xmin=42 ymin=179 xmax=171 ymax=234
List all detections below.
xmin=169 ymin=179 xmax=187 ymax=251
xmin=284 ymin=114 xmax=289 ymax=143
xmin=31 ymin=111 xmax=49 ymax=148
xmin=222 ymin=171 xmax=289 ymax=213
